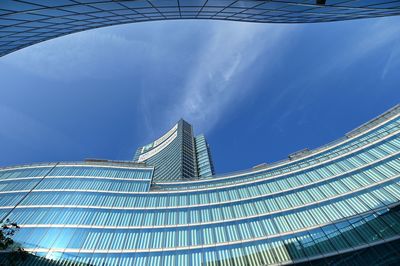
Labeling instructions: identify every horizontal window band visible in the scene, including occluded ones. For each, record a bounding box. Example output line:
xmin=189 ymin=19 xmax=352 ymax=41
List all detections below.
xmin=17 ymin=201 xmax=397 ymax=231
xmin=0 ymin=151 xmax=398 ymax=210
xmin=0 ymin=175 xmax=152 ymax=184
xmin=21 ymin=220 xmax=400 ymax=254
xmin=0 ymin=163 xmax=154 ymax=173
xmin=7 ymin=175 xmax=400 ymax=228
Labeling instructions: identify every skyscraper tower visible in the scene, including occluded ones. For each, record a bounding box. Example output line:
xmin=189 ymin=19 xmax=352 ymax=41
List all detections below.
xmin=133 ymin=119 xmax=215 ymax=181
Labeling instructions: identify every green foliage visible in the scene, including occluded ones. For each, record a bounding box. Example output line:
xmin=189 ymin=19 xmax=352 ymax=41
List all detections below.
xmin=0 ymin=219 xmax=28 ymax=266
xmin=0 ymin=219 xmax=19 ymax=250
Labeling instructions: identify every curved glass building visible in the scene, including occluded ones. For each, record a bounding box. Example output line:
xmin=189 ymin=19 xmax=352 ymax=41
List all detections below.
xmin=1 ymin=0 xmax=400 ymax=57
xmin=133 ymin=119 xmax=215 ymax=181
xmin=1 ymin=104 xmax=400 ymax=265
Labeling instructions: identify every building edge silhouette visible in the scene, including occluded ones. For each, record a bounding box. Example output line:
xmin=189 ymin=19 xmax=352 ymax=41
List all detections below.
xmin=1 ymin=0 xmax=400 ymax=57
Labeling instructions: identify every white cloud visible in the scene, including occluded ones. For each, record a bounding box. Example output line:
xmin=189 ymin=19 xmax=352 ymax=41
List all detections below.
xmin=318 ymin=18 xmax=400 ymax=77
xmin=381 ymin=44 xmax=400 ymax=80
xmin=268 ymin=17 xmax=400 ymax=117
xmin=2 ymin=20 xmax=299 ymax=138
xmin=139 ymin=88 xmax=156 ymax=139
xmin=166 ymin=22 xmax=297 ymax=133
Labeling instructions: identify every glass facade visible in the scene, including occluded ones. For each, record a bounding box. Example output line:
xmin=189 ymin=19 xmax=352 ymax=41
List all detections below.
xmin=195 ymin=134 xmax=215 ymax=177
xmin=1 ymin=0 xmax=400 ymax=57
xmin=0 ymin=105 xmax=400 ymax=265
xmin=133 ymin=119 xmax=215 ymax=180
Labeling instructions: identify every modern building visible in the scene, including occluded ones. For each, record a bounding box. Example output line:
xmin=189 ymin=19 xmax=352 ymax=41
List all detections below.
xmin=1 ymin=0 xmax=400 ymax=57
xmin=0 ymin=104 xmax=400 ymax=265
xmin=133 ymin=119 xmax=215 ymax=180
xmin=194 ymin=134 xmax=215 ymax=178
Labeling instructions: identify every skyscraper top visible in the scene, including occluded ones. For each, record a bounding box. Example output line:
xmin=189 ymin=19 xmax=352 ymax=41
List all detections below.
xmin=133 ymin=119 xmax=215 ymax=181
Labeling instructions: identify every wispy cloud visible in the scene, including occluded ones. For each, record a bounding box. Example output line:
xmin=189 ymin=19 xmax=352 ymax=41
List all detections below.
xmin=281 ymin=18 xmax=400 ymax=104
xmin=3 ymin=20 xmax=298 ymax=138
xmin=381 ymin=43 xmax=400 ymax=80
xmin=139 ymin=87 xmax=156 ymax=140
xmin=317 ymin=18 xmax=400 ymax=78
xmin=2 ymin=28 xmax=152 ymax=81
xmin=165 ymin=22 xmax=297 ymax=133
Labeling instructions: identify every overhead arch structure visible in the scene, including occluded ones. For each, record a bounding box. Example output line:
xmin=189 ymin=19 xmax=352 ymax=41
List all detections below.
xmin=1 ymin=0 xmax=400 ymax=57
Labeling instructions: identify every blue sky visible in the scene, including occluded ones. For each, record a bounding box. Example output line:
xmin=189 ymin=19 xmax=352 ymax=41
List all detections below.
xmin=0 ymin=16 xmax=399 ymax=173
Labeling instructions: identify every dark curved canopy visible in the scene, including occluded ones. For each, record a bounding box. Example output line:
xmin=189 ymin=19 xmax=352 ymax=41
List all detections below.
xmin=1 ymin=0 xmax=400 ymax=57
